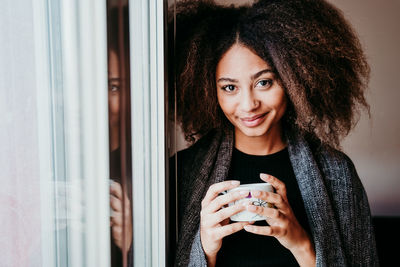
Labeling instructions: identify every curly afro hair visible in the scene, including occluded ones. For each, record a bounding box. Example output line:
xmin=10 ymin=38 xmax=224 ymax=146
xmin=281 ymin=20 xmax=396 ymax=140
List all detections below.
xmin=168 ymin=0 xmax=370 ymax=149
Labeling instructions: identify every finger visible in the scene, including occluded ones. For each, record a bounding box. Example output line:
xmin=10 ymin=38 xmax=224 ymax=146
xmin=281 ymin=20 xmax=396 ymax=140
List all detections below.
xmin=216 ymin=221 xmax=252 ymax=239
xmin=206 ymin=190 xmax=249 ymax=213
xmin=110 ymin=195 xmax=122 ymax=212
xmin=260 ymin=173 xmax=287 ymax=200
xmin=110 ymin=211 xmax=123 ymax=226
xmin=110 ymin=181 xmax=131 ymax=207
xmin=111 ymin=225 xmax=123 ymax=239
xmin=250 ymin=190 xmax=287 ymax=210
xmin=244 ymin=225 xmax=285 ymax=237
xmin=110 ymin=181 xmax=123 ymax=199
xmin=246 ymin=205 xmax=283 ymax=220
xmin=206 ymin=202 xmax=248 ymax=226
xmin=201 ymin=180 xmax=240 ymax=209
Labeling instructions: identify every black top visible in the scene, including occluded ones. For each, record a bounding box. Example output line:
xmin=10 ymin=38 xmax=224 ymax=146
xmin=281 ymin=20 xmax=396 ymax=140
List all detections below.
xmin=216 ymin=147 xmax=311 ymax=267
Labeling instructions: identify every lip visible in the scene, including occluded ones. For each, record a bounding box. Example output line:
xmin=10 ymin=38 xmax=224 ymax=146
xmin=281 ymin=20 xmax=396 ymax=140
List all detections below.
xmin=240 ymin=113 xmax=268 ymax=127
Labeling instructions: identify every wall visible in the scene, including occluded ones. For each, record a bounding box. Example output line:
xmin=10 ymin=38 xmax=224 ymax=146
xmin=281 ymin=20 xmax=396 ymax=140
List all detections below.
xmin=328 ymin=0 xmax=400 ymax=216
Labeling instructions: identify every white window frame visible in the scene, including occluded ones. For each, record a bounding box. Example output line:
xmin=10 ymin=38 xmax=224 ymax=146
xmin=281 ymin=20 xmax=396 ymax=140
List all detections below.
xmin=130 ymin=0 xmax=166 ymax=266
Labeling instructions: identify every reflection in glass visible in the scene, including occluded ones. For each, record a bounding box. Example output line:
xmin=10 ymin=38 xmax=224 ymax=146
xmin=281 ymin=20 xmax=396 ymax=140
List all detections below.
xmin=107 ymin=1 xmax=132 ymax=267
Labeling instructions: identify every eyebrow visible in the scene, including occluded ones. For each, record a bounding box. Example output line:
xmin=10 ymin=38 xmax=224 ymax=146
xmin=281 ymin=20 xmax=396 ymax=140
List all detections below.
xmin=108 ymin=78 xmax=121 ymax=83
xmin=217 ymin=77 xmax=238 ymax=83
xmin=251 ymin=69 xmax=273 ymax=80
xmin=217 ymin=69 xmax=273 ymax=83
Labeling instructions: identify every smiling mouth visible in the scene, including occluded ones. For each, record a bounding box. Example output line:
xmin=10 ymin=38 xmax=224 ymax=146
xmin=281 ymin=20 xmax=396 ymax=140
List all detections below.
xmin=240 ymin=113 xmax=268 ymax=127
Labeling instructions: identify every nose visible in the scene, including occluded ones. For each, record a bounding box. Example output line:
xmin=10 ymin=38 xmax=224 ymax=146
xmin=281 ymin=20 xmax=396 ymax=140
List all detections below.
xmin=240 ymin=89 xmax=260 ymax=112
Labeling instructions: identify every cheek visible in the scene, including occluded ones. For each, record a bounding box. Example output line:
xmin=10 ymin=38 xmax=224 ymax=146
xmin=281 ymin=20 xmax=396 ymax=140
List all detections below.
xmin=109 ymin=93 xmax=120 ymax=114
xmin=217 ymin=95 xmax=235 ymax=116
xmin=268 ymin=89 xmax=287 ymax=112
xmin=274 ymin=93 xmax=287 ymax=118
xmin=216 ymin=92 xmax=226 ymax=112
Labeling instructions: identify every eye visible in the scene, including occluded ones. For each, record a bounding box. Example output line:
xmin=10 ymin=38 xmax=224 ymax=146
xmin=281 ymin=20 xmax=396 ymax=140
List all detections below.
xmin=109 ymin=84 xmax=120 ymax=92
xmin=256 ymin=79 xmax=273 ymax=88
xmin=221 ymin=84 xmax=236 ymax=92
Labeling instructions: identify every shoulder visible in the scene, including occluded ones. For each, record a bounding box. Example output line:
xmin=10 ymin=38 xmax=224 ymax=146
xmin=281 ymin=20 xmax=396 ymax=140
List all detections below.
xmin=313 ymin=147 xmax=377 ymax=265
xmin=287 ymin=131 xmax=359 ymax=182
xmin=173 ymin=128 xmax=221 ymax=163
xmin=169 ymin=128 xmax=221 ymax=180
xmin=313 ymin=145 xmax=366 ymax=195
xmin=288 ymin=130 xmax=357 ymax=173
xmin=316 ymin=146 xmax=357 ymax=177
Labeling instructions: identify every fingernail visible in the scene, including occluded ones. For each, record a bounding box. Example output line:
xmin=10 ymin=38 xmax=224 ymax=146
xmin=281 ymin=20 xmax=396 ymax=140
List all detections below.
xmin=239 ymin=190 xmax=249 ymax=195
xmin=260 ymin=173 xmax=269 ymax=179
xmin=252 ymin=190 xmax=260 ymax=197
xmin=231 ymin=181 xmax=240 ymax=186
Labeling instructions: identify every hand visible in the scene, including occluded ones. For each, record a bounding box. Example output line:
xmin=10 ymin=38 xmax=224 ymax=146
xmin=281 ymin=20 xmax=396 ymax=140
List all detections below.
xmin=243 ymin=173 xmax=315 ymax=267
xmin=110 ymin=181 xmax=132 ymax=253
xmin=200 ymin=180 xmax=253 ymax=266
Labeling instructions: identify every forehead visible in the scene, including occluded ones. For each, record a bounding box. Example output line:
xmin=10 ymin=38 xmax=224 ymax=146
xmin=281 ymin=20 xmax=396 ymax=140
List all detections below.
xmin=216 ymin=44 xmax=270 ymax=78
xmin=108 ymin=50 xmax=120 ymax=78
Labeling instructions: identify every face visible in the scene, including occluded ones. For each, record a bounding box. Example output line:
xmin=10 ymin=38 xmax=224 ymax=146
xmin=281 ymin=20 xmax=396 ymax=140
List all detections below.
xmin=108 ymin=50 xmax=121 ymax=128
xmin=216 ymin=44 xmax=287 ymax=141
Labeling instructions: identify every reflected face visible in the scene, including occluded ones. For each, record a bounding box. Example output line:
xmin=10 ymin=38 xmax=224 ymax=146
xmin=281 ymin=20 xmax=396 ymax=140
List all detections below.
xmin=216 ymin=44 xmax=287 ymax=139
xmin=108 ymin=50 xmax=120 ymax=128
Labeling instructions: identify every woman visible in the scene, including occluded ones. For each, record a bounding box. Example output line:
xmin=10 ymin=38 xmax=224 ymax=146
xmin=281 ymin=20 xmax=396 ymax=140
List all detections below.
xmin=169 ymin=0 xmax=378 ymax=266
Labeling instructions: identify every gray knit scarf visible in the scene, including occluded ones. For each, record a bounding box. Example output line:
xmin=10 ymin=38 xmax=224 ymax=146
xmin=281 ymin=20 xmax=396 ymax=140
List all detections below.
xmin=174 ymin=128 xmax=378 ymax=267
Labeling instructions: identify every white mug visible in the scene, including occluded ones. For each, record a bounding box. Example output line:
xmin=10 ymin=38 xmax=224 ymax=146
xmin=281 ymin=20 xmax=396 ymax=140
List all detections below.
xmin=224 ymin=182 xmax=274 ymax=222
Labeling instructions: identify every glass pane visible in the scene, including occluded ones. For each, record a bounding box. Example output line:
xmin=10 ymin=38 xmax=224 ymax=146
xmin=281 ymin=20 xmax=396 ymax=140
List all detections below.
xmin=106 ymin=1 xmax=133 ymax=267
xmin=0 ymin=1 xmax=43 ymax=266
xmin=37 ymin=0 xmax=110 ymax=266
xmin=2 ymin=0 xmax=110 ymax=266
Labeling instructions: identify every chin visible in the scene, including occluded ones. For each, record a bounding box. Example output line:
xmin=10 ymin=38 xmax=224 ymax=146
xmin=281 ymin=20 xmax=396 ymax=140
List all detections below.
xmin=238 ymin=126 xmax=269 ymax=138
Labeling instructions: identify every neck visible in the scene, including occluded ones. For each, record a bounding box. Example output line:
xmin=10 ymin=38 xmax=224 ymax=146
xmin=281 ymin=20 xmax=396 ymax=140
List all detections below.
xmin=234 ymin=124 xmax=286 ymax=155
